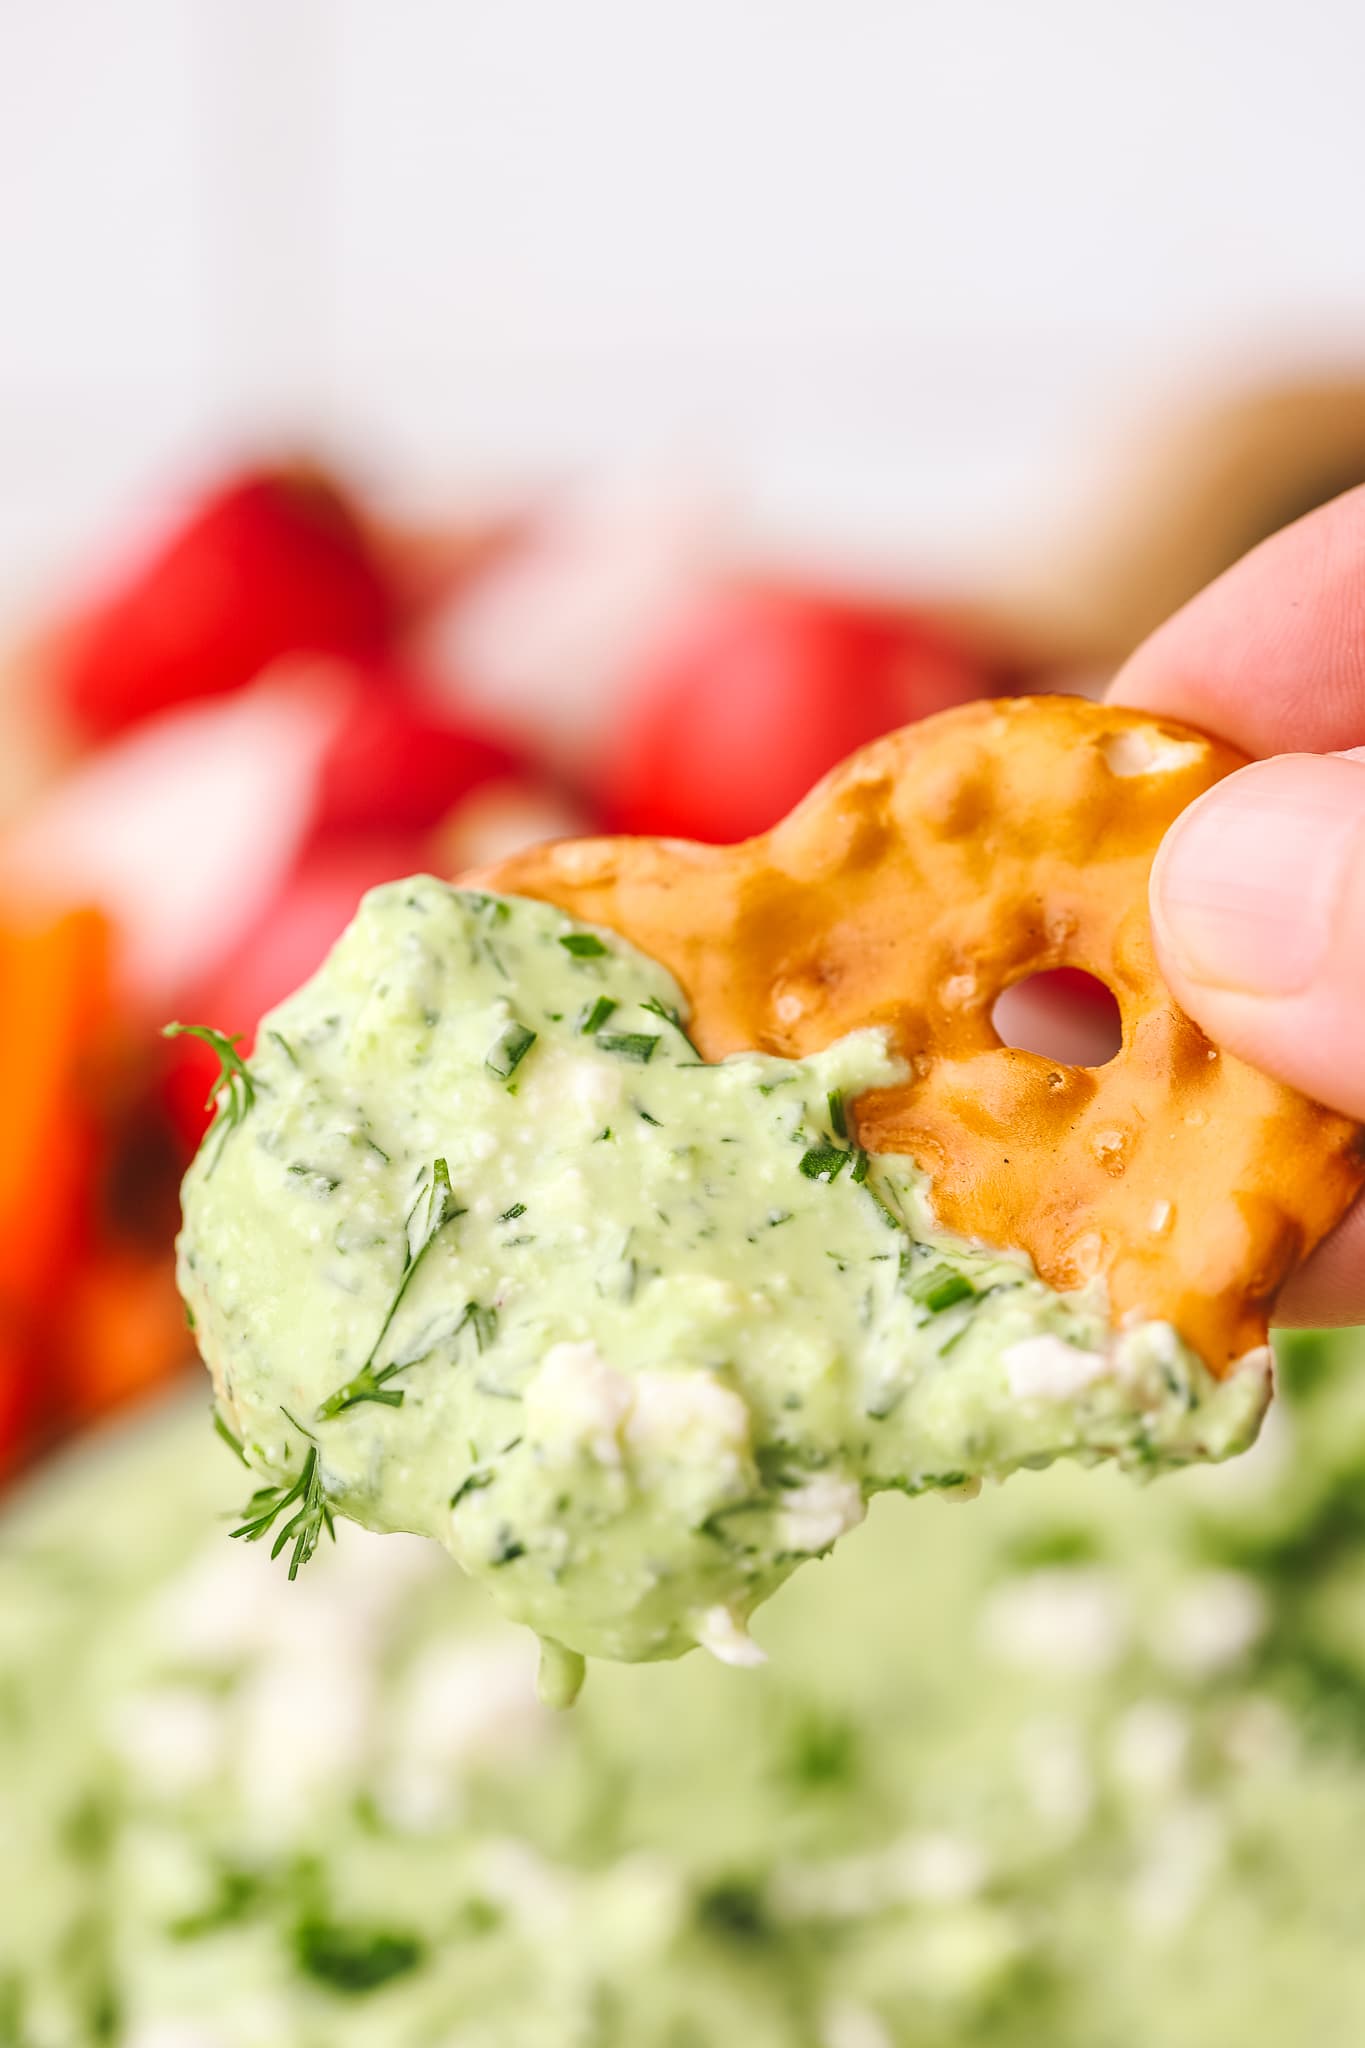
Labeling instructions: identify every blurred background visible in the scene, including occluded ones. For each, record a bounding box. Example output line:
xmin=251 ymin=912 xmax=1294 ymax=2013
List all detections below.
xmin=5 ymin=11 xmax=1365 ymax=2042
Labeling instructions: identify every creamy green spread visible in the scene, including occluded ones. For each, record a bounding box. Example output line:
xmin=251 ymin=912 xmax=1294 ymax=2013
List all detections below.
xmin=4 ymin=1333 xmax=1365 ymax=2047
xmin=176 ymin=881 xmax=1267 ymax=1684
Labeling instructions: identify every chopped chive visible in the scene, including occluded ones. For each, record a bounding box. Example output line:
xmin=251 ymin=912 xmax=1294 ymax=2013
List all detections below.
xmin=850 ymin=1148 xmax=870 ymax=1184
xmin=637 ymin=1106 xmax=663 ymax=1126
xmin=267 ymin=1029 xmax=300 ymax=1067
xmin=578 ymin=995 xmax=618 ymax=1035
xmin=798 ymin=1142 xmax=849 ymax=1183
xmin=907 ymin=1263 xmax=975 ymax=1314
xmin=499 ymin=1202 xmax=527 ymax=1223
xmin=486 ymin=1020 xmax=537 ymax=1081
xmin=558 ymin=932 xmax=608 ymax=958
xmin=596 ymin=1032 xmax=659 ymax=1063
xmin=827 ymin=1090 xmax=847 ymax=1140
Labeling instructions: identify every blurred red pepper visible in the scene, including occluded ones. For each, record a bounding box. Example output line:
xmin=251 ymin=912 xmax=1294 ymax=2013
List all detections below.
xmin=599 ymin=584 xmax=995 ymax=844
xmin=312 ymin=664 xmax=529 ymax=842
xmin=55 ymin=465 xmax=399 ymax=740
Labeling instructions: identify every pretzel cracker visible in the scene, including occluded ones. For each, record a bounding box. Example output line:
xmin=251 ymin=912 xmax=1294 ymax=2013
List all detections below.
xmin=476 ymin=695 xmax=1365 ymax=1374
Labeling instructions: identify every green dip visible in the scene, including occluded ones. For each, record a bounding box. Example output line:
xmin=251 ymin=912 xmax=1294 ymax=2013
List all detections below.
xmin=3 ymin=1332 xmax=1365 ymax=2046
xmin=176 ymin=881 xmax=1266 ymax=1690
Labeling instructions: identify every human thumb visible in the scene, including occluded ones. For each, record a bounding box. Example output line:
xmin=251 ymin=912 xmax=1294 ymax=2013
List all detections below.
xmin=1151 ymin=751 xmax=1365 ymax=1120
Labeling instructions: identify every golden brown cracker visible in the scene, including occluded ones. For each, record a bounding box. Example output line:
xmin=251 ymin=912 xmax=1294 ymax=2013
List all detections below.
xmin=473 ymin=696 xmax=1365 ymax=1372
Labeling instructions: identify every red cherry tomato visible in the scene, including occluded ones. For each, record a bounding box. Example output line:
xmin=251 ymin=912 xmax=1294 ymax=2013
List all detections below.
xmin=57 ymin=466 xmax=398 ymax=740
xmin=599 ymin=584 xmax=993 ymax=844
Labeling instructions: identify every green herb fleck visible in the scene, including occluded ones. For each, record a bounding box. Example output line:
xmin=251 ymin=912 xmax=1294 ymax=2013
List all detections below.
xmin=558 ymin=932 xmax=608 ymax=957
xmin=485 ymin=1019 xmax=537 ymax=1082
xmin=850 ymin=1148 xmax=870 ymax=1183
xmin=293 ymin=1917 xmax=424 ymax=1994
xmin=596 ymin=1031 xmax=659 ymax=1063
xmin=450 ymin=1468 xmax=495 ymax=1510
xmin=798 ymin=1142 xmax=848 ymax=1183
xmin=578 ymin=995 xmax=618 ymax=1035
xmin=499 ymin=1201 xmax=527 ymax=1223
xmin=826 ymin=1089 xmax=847 ymax=1139
xmin=456 ymin=1301 xmax=498 ymax=1354
xmin=907 ymin=1263 xmax=975 ymax=1314
xmin=641 ymin=995 xmax=700 ymax=1055
xmin=317 ymin=1362 xmax=408 ymax=1418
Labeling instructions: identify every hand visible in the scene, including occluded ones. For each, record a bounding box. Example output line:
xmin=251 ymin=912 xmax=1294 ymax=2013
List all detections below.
xmin=1110 ymin=485 xmax=1365 ymax=1327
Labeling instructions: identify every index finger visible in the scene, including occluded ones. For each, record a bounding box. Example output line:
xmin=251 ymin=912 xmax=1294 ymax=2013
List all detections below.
xmin=1109 ymin=484 xmax=1365 ymax=756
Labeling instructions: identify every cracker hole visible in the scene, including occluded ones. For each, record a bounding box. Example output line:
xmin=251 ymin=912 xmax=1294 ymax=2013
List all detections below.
xmin=992 ymin=970 xmax=1122 ymax=1068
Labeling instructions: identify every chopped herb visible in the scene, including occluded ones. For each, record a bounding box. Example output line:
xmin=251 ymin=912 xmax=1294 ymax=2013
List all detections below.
xmin=499 ymin=1201 xmax=527 ymax=1223
xmin=231 ymin=1439 xmax=334 ymax=1580
xmin=578 ymin=995 xmax=618 ymax=1035
xmin=489 ymin=1530 xmax=526 ymax=1566
xmin=461 ymin=891 xmax=511 ymax=924
xmin=641 ymin=995 xmax=700 ymax=1055
xmin=170 ymin=1866 xmax=267 ymax=1940
xmin=288 ymin=1162 xmax=340 ymax=1194
xmin=596 ymin=1032 xmax=659 ymax=1063
xmin=317 ymin=1361 xmax=407 ymax=1418
xmin=798 ymin=1142 xmax=849 ymax=1183
xmin=450 ymin=1468 xmax=495 ymax=1509
xmin=485 ymin=1019 xmax=537 ymax=1082
xmin=266 ymin=1029 xmax=300 ymax=1067
xmin=293 ymin=1916 xmax=424 ymax=1993
xmin=907 ymin=1263 xmax=975 ymax=1314
xmin=826 ymin=1089 xmax=847 ymax=1139
xmin=456 ymin=1300 xmax=498 ymax=1354
xmin=850 ymin=1148 xmax=870 ymax=1184
xmin=766 ymin=1208 xmax=793 ymax=1228
xmin=212 ymin=1409 xmax=248 ymax=1466
xmin=558 ymin=932 xmax=608 ymax=957
xmin=637 ymin=1104 xmax=663 ymax=1126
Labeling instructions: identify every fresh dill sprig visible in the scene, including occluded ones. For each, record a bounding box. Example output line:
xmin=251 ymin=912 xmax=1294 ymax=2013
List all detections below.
xmin=163 ymin=1022 xmax=256 ymax=1163
xmin=641 ymin=995 xmax=700 ymax=1056
xmin=318 ymin=1158 xmax=466 ymax=1420
xmin=212 ymin=1409 xmax=249 ymax=1466
xmin=231 ymin=1431 xmax=335 ymax=1580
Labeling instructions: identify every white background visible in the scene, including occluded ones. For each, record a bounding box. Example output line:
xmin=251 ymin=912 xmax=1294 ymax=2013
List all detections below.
xmin=3 ymin=1 xmax=1365 ymax=612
